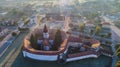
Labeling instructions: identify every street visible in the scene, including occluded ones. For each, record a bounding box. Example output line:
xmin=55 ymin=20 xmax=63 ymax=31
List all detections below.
xmin=0 ymin=32 xmax=28 ymax=67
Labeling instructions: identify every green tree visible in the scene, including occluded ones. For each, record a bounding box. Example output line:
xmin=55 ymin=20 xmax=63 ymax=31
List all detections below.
xmin=117 ymin=47 xmax=120 ymax=58
xmin=30 ymin=34 xmax=38 ymax=49
xmin=53 ymin=29 xmax=62 ymax=50
xmin=95 ymin=26 xmax=101 ymax=35
xmin=115 ymin=61 xmax=120 ymax=67
xmin=80 ymin=23 xmax=85 ymax=32
xmin=116 ymin=44 xmax=120 ymax=49
xmin=115 ymin=45 xmax=120 ymax=67
xmin=12 ymin=32 xmax=17 ymax=36
xmin=24 ymin=18 xmax=30 ymax=25
xmin=116 ymin=46 xmax=120 ymax=53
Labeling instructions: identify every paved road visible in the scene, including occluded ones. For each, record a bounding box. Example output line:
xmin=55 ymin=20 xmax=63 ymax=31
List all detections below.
xmin=102 ymin=16 xmax=119 ymax=67
xmin=0 ymin=32 xmax=28 ymax=67
xmin=0 ymin=36 xmax=15 ymax=57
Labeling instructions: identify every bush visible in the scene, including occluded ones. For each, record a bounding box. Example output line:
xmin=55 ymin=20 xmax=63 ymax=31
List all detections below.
xmin=53 ymin=29 xmax=62 ymax=50
xmin=12 ymin=32 xmax=17 ymax=36
xmin=30 ymin=34 xmax=38 ymax=49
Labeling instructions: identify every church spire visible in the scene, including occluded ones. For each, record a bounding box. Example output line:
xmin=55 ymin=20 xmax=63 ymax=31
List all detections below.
xmin=43 ymin=24 xmax=49 ymax=39
xmin=43 ymin=24 xmax=48 ymax=33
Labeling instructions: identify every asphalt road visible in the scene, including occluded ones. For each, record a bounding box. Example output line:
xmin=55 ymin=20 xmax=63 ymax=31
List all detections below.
xmin=0 ymin=32 xmax=28 ymax=67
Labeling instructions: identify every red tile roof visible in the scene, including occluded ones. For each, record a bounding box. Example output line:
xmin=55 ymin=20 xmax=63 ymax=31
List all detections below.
xmin=42 ymin=39 xmax=49 ymax=46
xmin=102 ymin=22 xmax=110 ymax=25
xmin=68 ymin=36 xmax=82 ymax=42
xmin=68 ymin=51 xmax=98 ymax=58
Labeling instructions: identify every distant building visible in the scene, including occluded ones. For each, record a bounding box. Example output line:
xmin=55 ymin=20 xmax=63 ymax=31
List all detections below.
xmin=86 ymin=21 xmax=95 ymax=27
xmin=101 ymin=22 xmax=110 ymax=28
xmin=0 ymin=29 xmax=9 ymax=37
xmin=45 ymin=13 xmax=65 ymax=22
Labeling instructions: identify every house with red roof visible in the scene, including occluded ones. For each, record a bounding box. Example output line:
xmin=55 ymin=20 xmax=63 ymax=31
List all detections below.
xmin=101 ymin=22 xmax=111 ymax=28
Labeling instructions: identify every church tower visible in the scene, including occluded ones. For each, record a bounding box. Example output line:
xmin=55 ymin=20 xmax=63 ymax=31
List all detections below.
xmin=43 ymin=24 xmax=49 ymax=39
xmin=42 ymin=24 xmax=50 ymax=51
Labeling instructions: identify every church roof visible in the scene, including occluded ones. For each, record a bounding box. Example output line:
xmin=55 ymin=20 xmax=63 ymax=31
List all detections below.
xmin=43 ymin=24 xmax=48 ymax=33
xmin=68 ymin=36 xmax=82 ymax=42
xmin=42 ymin=39 xmax=49 ymax=46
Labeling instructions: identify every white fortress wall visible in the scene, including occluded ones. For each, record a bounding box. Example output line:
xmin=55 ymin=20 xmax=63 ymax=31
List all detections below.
xmin=23 ymin=51 xmax=58 ymax=61
xmin=66 ymin=54 xmax=98 ymax=62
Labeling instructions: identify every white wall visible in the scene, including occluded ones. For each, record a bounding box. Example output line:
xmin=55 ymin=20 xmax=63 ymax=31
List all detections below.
xmin=23 ymin=51 xmax=58 ymax=61
xmin=68 ymin=42 xmax=82 ymax=48
xmin=66 ymin=54 xmax=98 ymax=62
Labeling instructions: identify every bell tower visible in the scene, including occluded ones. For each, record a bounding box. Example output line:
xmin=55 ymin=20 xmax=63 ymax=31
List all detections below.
xmin=43 ymin=24 xmax=49 ymax=39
